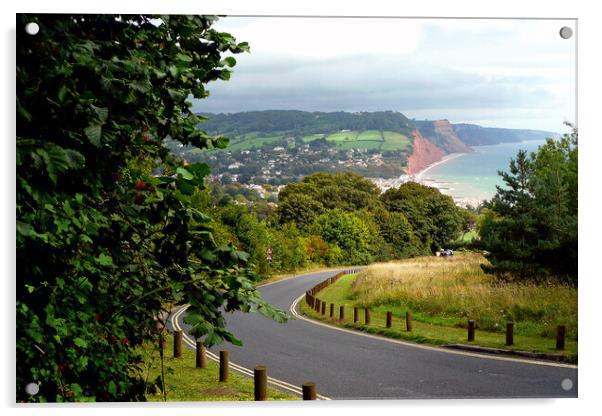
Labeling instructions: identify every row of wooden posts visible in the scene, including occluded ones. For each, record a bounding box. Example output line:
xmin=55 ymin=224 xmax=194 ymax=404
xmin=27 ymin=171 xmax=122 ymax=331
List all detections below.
xmin=305 ymin=271 xmax=568 ymax=351
xmin=162 ymin=330 xmax=318 ymax=400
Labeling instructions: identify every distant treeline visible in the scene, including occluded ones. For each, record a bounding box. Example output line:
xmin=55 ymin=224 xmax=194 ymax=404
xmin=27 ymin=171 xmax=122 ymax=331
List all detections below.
xmin=196 ymin=110 xmax=557 ymax=146
xmin=198 ymin=110 xmax=415 ymax=137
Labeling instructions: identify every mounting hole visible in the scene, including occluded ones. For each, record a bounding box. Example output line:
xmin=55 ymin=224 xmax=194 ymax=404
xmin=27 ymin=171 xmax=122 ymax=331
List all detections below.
xmin=561 ymin=378 xmax=573 ymax=391
xmin=25 ymin=382 xmax=39 ymax=395
xmin=559 ymin=26 xmax=573 ymax=39
xmin=25 ymin=22 xmax=39 ymax=36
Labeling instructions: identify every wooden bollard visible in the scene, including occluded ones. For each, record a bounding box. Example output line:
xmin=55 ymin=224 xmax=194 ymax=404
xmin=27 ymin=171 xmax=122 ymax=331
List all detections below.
xmin=314 ymin=299 xmax=320 ymax=312
xmin=174 ymin=330 xmax=183 ymax=358
xmin=506 ymin=322 xmax=514 ymax=346
xmin=302 ymin=382 xmax=317 ymax=400
xmin=353 ymin=307 xmax=358 ymax=323
xmin=340 ymin=305 xmax=345 ymax=321
xmin=329 ymin=303 xmax=334 ymax=318
xmin=556 ymin=325 xmax=566 ymax=350
xmin=406 ymin=311 xmax=413 ymax=332
xmin=321 ymin=301 xmax=326 ymax=315
xmin=364 ymin=308 xmax=371 ymax=325
xmin=196 ymin=341 xmax=207 ymax=369
xmin=254 ymin=366 xmax=267 ymax=401
xmin=467 ymin=320 xmax=475 ymax=342
xmin=386 ymin=311 xmax=392 ymax=328
xmin=219 ymin=350 xmax=229 ymax=382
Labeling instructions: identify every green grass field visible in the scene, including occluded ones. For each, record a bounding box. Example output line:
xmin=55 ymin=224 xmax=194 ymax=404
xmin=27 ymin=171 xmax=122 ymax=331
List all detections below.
xmin=381 ymin=131 xmax=412 ymax=151
xmin=302 ymin=133 xmax=326 ymax=142
xmin=325 ymin=131 xmax=360 ymax=142
xmin=300 ymin=255 xmax=577 ymax=361
xmin=140 ymin=335 xmax=296 ymax=401
xmin=228 ymin=135 xmax=285 ymax=151
xmin=218 ymin=129 xmax=411 ymax=153
xmin=356 ymin=130 xmax=383 ymax=140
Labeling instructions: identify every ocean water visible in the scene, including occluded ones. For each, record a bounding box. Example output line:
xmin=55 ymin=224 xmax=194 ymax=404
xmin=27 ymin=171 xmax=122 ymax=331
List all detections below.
xmin=422 ymin=140 xmax=547 ymax=204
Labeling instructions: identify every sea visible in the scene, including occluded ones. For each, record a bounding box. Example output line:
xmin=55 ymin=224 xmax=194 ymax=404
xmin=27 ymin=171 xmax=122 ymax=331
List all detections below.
xmin=418 ymin=139 xmax=547 ymax=206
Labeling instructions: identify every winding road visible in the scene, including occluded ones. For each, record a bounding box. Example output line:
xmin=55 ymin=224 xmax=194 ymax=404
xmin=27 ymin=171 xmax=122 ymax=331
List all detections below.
xmin=171 ymin=270 xmax=578 ymax=400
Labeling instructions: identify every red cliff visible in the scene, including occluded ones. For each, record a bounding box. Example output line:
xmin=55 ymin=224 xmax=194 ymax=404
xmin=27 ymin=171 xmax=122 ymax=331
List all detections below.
xmin=407 ymin=129 xmax=446 ymax=175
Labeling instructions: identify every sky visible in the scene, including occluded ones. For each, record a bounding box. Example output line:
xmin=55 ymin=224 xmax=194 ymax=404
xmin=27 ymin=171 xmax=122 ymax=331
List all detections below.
xmin=192 ymin=17 xmax=576 ymax=132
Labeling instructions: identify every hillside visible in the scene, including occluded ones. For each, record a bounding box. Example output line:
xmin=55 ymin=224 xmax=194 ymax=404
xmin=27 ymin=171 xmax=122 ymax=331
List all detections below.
xmin=452 ymin=123 xmax=558 ymax=146
xmin=172 ymin=110 xmax=557 ymax=186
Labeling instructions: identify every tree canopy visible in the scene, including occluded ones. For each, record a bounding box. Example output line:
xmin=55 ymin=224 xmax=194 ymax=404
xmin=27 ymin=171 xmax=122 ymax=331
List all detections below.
xmin=16 ymin=14 xmax=285 ymax=402
xmin=477 ymin=125 xmax=578 ymax=284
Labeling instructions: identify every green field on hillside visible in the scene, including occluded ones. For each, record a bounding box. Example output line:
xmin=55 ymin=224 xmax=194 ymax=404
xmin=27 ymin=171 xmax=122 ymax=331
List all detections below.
xmin=381 ymin=131 xmax=412 ymax=151
xmin=228 ymin=135 xmax=285 ymax=151
xmin=216 ymin=129 xmax=412 ymax=152
xmin=326 ymin=131 xmax=360 ymax=142
xmin=356 ymin=130 xmax=383 ymax=140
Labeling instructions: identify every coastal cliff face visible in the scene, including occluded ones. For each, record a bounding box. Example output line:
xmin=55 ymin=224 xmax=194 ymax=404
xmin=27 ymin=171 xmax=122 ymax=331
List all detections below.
xmin=433 ymin=120 xmax=473 ymax=154
xmin=407 ymin=129 xmax=446 ymax=175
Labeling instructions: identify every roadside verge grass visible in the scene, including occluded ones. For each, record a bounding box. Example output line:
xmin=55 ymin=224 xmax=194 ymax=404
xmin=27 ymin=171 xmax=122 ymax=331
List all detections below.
xmin=299 ymin=262 xmax=577 ymax=363
xmin=139 ymin=335 xmax=297 ymax=401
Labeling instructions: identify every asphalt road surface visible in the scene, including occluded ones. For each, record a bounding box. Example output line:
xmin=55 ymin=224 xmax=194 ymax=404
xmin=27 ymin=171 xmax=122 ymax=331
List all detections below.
xmin=172 ymin=270 xmax=578 ymax=400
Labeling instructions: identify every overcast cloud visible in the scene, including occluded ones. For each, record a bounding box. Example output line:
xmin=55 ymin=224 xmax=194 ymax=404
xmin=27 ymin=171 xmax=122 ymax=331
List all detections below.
xmin=192 ymin=17 xmax=576 ymax=132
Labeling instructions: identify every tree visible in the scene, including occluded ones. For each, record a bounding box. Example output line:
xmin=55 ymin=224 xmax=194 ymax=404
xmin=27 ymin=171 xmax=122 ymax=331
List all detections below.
xmin=311 ymin=209 xmax=374 ymax=265
xmin=381 ymin=182 xmax=464 ymax=252
xmin=478 ymin=125 xmax=578 ymax=283
xmin=16 ymin=14 xmax=285 ymax=402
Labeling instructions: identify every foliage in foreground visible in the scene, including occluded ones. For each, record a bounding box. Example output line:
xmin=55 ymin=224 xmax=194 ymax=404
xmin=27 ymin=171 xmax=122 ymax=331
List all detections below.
xmin=16 ymin=14 xmax=286 ymax=402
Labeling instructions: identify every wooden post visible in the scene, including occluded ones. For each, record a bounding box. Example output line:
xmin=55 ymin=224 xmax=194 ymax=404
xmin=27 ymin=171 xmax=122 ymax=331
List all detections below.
xmin=353 ymin=307 xmax=358 ymax=323
xmin=302 ymin=382 xmax=317 ymax=400
xmin=468 ymin=320 xmax=475 ymax=342
xmin=406 ymin=311 xmax=413 ymax=332
xmin=321 ymin=301 xmax=326 ymax=315
xmin=314 ymin=298 xmax=320 ymax=312
xmin=364 ymin=308 xmax=371 ymax=325
xmin=556 ymin=325 xmax=566 ymax=350
xmin=173 ymin=330 xmax=183 ymax=358
xmin=196 ymin=341 xmax=206 ymax=369
xmin=386 ymin=311 xmax=392 ymax=329
xmin=254 ymin=366 xmax=267 ymax=401
xmin=219 ymin=350 xmax=229 ymax=382
xmin=339 ymin=305 xmax=345 ymax=321
xmin=329 ymin=303 xmax=334 ymax=318
xmin=506 ymin=322 xmax=514 ymax=346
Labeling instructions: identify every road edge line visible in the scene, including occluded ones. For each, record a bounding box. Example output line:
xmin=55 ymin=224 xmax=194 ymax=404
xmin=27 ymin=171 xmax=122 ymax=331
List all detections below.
xmin=290 ymin=293 xmax=578 ymax=370
xmin=170 ymin=304 xmax=332 ymax=401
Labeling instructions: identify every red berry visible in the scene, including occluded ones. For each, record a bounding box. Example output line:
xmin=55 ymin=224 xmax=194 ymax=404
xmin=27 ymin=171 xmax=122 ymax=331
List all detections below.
xmin=95 ymin=313 xmax=101 ymax=321
xmin=120 ymin=337 xmax=128 ymax=346
xmin=143 ymin=126 xmax=149 ymax=132
xmin=134 ymin=180 xmax=145 ymax=190
xmin=58 ymin=364 xmax=65 ymax=373
xmin=143 ymin=135 xmax=150 ymax=142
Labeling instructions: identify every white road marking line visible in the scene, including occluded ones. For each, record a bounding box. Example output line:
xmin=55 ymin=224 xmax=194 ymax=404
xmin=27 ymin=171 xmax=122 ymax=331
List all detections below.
xmin=170 ymin=305 xmax=331 ymax=400
xmin=290 ymin=294 xmax=577 ymax=369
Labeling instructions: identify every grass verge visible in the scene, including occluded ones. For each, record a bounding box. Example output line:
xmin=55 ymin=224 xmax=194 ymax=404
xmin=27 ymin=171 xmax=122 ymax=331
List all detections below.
xmin=299 ymin=272 xmax=577 ymax=363
xmin=139 ymin=335 xmax=297 ymax=401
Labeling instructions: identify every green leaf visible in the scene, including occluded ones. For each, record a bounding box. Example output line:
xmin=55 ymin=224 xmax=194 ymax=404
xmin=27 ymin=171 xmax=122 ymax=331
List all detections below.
xmin=73 ymin=337 xmax=87 ymax=348
xmin=97 ymin=253 xmax=113 ymax=266
xmin=58 ymin=85 xmax=68 ymax=102
xmin=84 ymin=124 xmax=102 ymax=146
xmin=107 ymin=381 xmax=117 ymax=395
xmin=91 ymin=105 xmax=108 ymax=123
xmin=176 ymin=167 xmax=194 ymax=180
xmin=221 ymin=56 xmax=236 ymax=67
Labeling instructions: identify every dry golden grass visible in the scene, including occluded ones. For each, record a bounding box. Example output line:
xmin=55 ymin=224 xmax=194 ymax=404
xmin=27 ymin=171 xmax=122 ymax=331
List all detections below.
xmin=350 ymin=253 xmax=577 ymax=339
